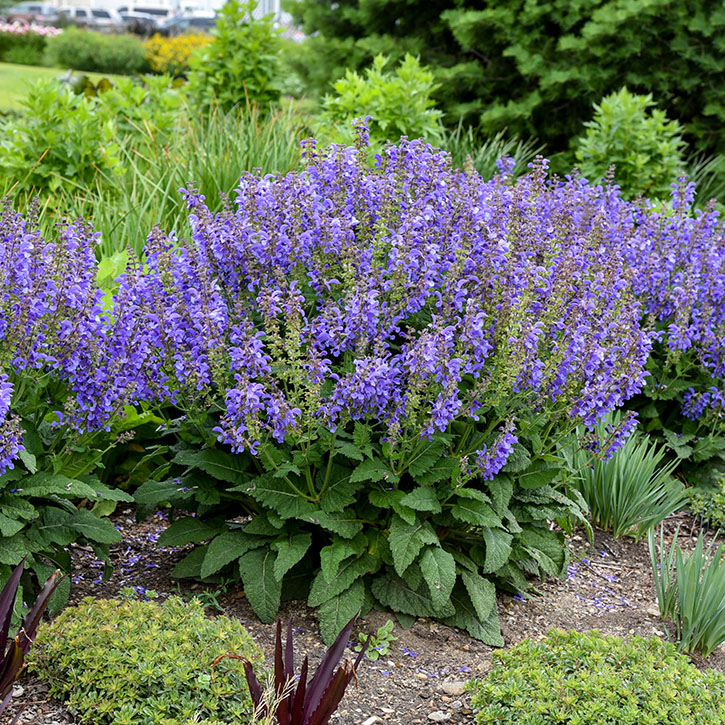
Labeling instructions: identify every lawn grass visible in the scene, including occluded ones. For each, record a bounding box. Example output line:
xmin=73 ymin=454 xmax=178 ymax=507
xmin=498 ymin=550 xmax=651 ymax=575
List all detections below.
xmin=0 ymin=62 xmax=123 ymax=110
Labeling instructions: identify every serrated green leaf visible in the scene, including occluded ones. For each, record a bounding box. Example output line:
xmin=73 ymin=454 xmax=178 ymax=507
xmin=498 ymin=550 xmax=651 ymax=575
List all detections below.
xmin=69 ymin=509 xmax=122 ymax=544
xmin=415 ymin=457 xmax=457 ymax=485
xmin=518 ymin=460 xmax=560 ymax=489
xmin=15 ymin=472 xmax=97 ymax=499
xmin=502 ymin=443 xmax=531 ymax=473
xmin=273 ymin=461 xmax=301 ymax=479
xmin=486 ymin=476 xmax=514 ymax=516
xmin=481 ymin=527 xmax=513 ymax=573
xmin=400 ymin=487 xmax=442 ymax=513
xmin=320 ymin=533 xmax=367 ymax=582
xmin=173 ymin=447 xmax=250 ymax=484
xmin=0 ymin=496 xmax=36 ymax=522
xmin=18 ymin=450 xmax=37 ymax=474
xmin=308 ymin=553 xmax=376 ymax=607
xmin=460 ymin=570 xmax=496 ymax=621
xmin=450 ymin=498 xmax=501 ymax=528
xmin=244 ymin=512 xmax=283 ymax=535
xmin=172 ymin=546 xmax=207 ymax=579
xmin=407 ymin=436 xmax=449 ymax=477
xmin=419 ymin=546 xmax=456 ymax=614
xmin=272 ymin=531 xmax=312 ymax=580
xmin=353 ymin=422 xmax=371 ymax=450
xmin=157 ymin=517 xmax=225 ymax=547
xmin=350 ymin=458 xmax=398 ymax=484
xmin=371 ymin=572 xmax=454 ymax=618
xmin=368 ymin=489 xmax=416 ymax=524
xmin=334 ymin=441 xmax=365 ymax=462
xmin=442 ymin=587 xmax=503 ymax=646
xmin=318 ymin=578 xmax=366 ymax=645
xmin=319 ymin=465 xmax=363 ymax=513
xmin=82 ymin=479 xmax=134 ymax=503
xmin=133 ymin=479 xmax=195 ymax=505
xmin=307 ymin=509 xmax=363 ymax=538
xmin=239 ymin=548 xmax=281 ymax=623
xmin=0 ymin=536 xmax=28 ymax=565
xmin=234 ymin=474 xmax=317 ymax=520
xmin=388 ymin=515 xmax=438 ymax=576
xmin=520 ymin=525 xmax=568 ymax=577
xmin=0 ymin=513 xmax=24 ymax=538
xmin=200 ymin=530 xmax=263 ymax=578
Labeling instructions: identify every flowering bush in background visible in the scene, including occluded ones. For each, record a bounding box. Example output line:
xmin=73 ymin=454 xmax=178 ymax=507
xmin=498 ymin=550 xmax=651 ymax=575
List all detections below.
xmin=145 ymin=32 xmax=211 ymax=77
xmin=0 ymin=22 xmax=61 ymax=65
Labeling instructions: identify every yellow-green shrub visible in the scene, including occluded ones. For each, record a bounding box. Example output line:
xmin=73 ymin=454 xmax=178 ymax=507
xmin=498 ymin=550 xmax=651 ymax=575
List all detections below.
xmin=145 ymin=32 xmax=211 ymax=77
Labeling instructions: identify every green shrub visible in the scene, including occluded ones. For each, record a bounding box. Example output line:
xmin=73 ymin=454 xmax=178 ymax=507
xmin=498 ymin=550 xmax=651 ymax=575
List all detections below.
xmin=30 ymin=595 xmax=263 ymax=724
xmin=187 ymin=0 xmax=282 ymax=112
xmin=466 ymin=629 xmax=725 ymax=724
xmin=568 ymin=414 xmax=685 ymax=540
xmin=317 ymin=53 xmax=444 ymax=147
xmin=44 ymin=27 xmax=148 ymax=75
xmin=649 ymin=525 xmax=725 ymax=657
xmin=573 ymin=87 xmax=686 ymax=199
xmin=0 ymin=27 xmax=49 ymax=66
xmin=687 ymin=477 xmax=725 ymax=531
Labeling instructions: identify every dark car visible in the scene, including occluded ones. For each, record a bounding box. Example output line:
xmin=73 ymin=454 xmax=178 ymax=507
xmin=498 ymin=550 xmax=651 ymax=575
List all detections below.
xmin=157 ymin=14 xmax=217 ymax=37
xmin=120 ymin=10 xmax=159 ymax=35
xmin=5 ymin=2 xmax=60 ymax=25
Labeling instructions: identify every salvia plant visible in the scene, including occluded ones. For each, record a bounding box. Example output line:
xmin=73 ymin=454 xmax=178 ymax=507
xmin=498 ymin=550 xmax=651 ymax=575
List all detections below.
xmin=229 ymin=615 xmax=367 ymax=725
xmin=649 ymin=525 xmax=725 ymax=657
xmin=2 ymin=122 xmax=724 ymax=643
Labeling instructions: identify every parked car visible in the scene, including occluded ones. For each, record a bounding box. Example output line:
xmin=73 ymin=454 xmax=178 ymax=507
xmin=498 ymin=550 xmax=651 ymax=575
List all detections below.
xmin=157 ymin=13 xmax=216 ymax=36
xmin=58 ymin=6 xmax=125 ymax=31
xmin=5 ymin=2 xmax=60 ymax=25
xmin=117 ymin=4 xmax=174 ymax=22
xmin=119 ymin=10 xmax=158 ymax=35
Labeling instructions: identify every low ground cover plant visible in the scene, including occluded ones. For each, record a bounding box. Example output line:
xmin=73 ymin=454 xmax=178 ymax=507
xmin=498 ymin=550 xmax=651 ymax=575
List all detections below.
xmin=466 ymin=629 xmax=725 ymax=724
xmin=30 ymin=594 xmax=264 ymax=724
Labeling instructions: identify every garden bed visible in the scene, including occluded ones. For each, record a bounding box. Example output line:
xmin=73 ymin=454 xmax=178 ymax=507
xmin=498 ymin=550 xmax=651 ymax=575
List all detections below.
xmin=5 ymin=508 xmax=723 ymax=725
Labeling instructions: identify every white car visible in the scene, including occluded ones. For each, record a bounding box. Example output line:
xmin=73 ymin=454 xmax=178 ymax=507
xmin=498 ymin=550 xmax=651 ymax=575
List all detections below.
xmin=58 ymin=6 xmax=125 ymax=31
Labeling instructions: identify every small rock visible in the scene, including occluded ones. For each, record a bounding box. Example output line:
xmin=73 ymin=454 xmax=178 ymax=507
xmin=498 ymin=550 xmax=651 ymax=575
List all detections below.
xmin=441 ymin=681 xmax=466 ymax=696
xmin=361 ymin=717 xmax=380 ymax=725
xmin=451 ymin=701 xmax=463 ymax=711
xmin=12 ymin=685 xmax=23 ymax=697
xmin=428 ymin=712 xmax=451 ymax=722
xmin=646 ymin=604 xmax=660 ymax=617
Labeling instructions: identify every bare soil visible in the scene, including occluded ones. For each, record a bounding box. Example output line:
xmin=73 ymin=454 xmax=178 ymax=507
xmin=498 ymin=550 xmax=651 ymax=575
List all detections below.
xmin=3 ymin=509 xmax=724 ymax=725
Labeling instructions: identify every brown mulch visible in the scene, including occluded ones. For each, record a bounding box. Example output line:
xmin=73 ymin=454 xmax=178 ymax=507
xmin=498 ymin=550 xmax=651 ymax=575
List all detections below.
xmin=3 ymin=508 xmax=724 ymax=725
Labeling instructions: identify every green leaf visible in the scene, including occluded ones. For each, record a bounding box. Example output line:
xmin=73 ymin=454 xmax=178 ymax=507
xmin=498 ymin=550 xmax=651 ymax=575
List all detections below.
xmin=415 ymin=457 xmax=457 ymax=485
xmin=407 ymin=436 xmax=449 ymax=477
xmin=520 ymin=525 xmax=568 ymax=577
xmin=172 ymin=546 xmax=207 ymax=579
xmin=400 ymin=487 xmax=442 ymax=513
xmin=481 ymin=527 xmax=513 ymax=573
xmin=353 ymin=423 xmax=371 ymax=451
xmin=307 ymin=509 xmax=363 ymax=539
xmin=0 ymin=513 xmax=24 ymax=538
xmin=157 ymin=517 xmax=226 ymax=547
xmin=442 ymin=587 xmax=503 ymax=647
xmin=244 ymin=512 xmax=284 ymax=535
xmin=133 ymin=479 xmax=195 ymax=505
xmin=173 ymin=448 xmax=249 ymax=484
xmin=0 ymin=536 xmax=28 ymax=566
xmin=388 ymin=515 xmax=438 ymax=576
xmin=692 ymin=436 xmax=725 ymax=463
xmin=15 ymin=473 xmax=97 ymax=499
xmin=502 ymin=443 xmax=531 ymax=473
xmin=450 ymin=498 xmax=501 ymax=528
xmin=487 ymin=476 xmax=514 ymax=517
xmin=18 ymin=450 xmax=37 ymax=474
xmin=272 ymin=532 xmax=312 ymax=580
xmin=350 ymin=458 xmax=398 ymax=484
xmin=83 ymin=479 xmax=134 ymax=503
xmin=518 ymin=460 xmax=560 ymax=489
xmin=319 ymin=465 xmax=363 ymax=513
xmin=334 ymin=441 xmax=365 ymax=462
xmin=460 ymin=570 xmax=496 ymax=621
xmin=0 ymin=496 xmax=36 ymax=522
xmin=419 ymin=546 xmax=456 ymax=614
xmin=238 ymin=548 xmax=282 ymax=623
xmin=69 ymin=509 xmax=121 ymax=544
xmin=308 ymin=553 xmax=376 ymax=607
xmin=318 ymin=578 xmax=366 ymax=645
xmin=234 ymin=474 xmax=317 ymax=520
xmin=320 ymin=533 xmax=367 ymax=582
xmin=371 ymin=572 xmax=454 ymax=618
xmin=200 ymin=530 xmax=263 ymax=579
xmin=368 ymin=489 xmax=415 ymax=525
